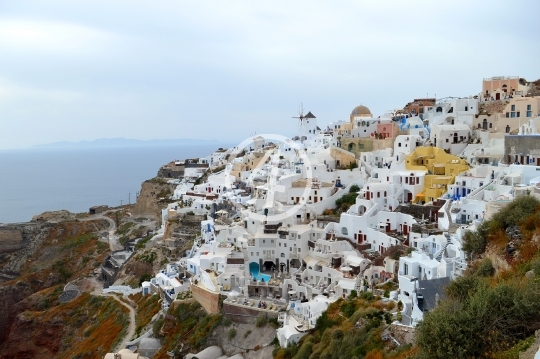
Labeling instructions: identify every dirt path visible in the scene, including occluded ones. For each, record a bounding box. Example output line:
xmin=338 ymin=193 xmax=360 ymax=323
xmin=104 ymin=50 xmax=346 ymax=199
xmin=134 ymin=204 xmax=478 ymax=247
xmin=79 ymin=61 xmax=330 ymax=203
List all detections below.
xmin=81 ymin=214 xmax=123 ymax=251
xmin=109 ymin=294 xmax=136 ymax=351
xmin=91 ymin=291 xmax=137 ymax=351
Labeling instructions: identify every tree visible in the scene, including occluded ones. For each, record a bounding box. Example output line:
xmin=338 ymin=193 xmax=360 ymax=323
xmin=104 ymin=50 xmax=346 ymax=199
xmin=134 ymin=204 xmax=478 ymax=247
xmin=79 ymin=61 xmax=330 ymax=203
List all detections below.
xmin=417 ymin=278 xmax=540 ymax=359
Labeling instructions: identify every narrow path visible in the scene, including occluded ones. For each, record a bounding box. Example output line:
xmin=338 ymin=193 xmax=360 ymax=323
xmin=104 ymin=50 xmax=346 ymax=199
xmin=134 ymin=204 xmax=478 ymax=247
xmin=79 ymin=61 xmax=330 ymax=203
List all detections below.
xmin=81 ymin=213 xmax=122 ymax=251
xmin=110 ymin=293 xmax=137 ymax=351
xmin=93 ymin=292 xmax=136 ymax=351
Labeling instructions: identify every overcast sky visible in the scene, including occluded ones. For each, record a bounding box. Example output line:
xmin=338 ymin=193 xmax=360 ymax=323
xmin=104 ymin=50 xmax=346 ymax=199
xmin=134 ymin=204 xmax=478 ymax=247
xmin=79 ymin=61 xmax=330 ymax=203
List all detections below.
xmin=1 ymin=0 xmax=538 ymax=149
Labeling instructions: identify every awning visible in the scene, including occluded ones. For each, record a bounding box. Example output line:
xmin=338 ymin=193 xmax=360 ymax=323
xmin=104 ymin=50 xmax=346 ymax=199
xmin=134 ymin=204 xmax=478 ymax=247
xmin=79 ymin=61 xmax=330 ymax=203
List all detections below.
xmin=302 ymin=255 xmax=319 ymax=269
xmin=345 ymin=255 xmax=365 ymax=266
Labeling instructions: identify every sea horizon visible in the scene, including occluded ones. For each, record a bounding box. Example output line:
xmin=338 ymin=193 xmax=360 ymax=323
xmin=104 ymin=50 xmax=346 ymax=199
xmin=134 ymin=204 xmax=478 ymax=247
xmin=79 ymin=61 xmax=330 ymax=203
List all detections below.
xmin=0 ymin=142 xmax=234 ymax=224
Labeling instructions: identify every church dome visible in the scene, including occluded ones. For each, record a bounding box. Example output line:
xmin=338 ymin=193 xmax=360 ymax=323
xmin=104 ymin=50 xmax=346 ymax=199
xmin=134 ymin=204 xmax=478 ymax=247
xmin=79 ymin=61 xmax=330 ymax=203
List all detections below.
xmin=351 ymin=105 xmax=371 ymax=116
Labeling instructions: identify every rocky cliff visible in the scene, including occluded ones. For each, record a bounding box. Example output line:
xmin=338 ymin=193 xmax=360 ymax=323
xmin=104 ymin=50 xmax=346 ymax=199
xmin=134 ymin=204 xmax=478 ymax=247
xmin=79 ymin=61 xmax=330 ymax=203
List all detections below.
xmin=131 ymin=179 xmax=176 ymax=223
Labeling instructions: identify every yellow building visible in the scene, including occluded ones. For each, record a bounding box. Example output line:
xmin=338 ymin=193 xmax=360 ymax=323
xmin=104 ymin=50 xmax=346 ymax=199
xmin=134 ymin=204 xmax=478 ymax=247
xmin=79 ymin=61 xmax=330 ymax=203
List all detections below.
xmin=330 ymin=146 xmax=356 ymax=169
xmin=230 ymin=151 xmax=268 ymax=179
xmin=405 ymin=146 xmax=469 ymax=203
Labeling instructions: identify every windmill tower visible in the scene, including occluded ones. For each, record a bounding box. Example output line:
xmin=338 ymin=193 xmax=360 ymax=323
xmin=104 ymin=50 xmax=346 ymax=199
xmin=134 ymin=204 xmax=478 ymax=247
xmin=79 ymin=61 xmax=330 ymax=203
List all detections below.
xmin=292 ymin=103 xmax=318 ymax=142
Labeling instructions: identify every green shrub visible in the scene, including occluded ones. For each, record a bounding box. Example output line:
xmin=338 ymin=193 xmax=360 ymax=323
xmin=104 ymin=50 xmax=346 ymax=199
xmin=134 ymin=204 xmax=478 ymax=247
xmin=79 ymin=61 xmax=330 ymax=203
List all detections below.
xmin=475 ymin=258 xmax=495 ymax=277
xmin=228 ymin=328 xmax=237 ymax=340
xmin=221 ymin=316 xmax=232 ymax=327
xmin=341 ymin=301 xmax=356 ymax=317
xmin=315 ymin=311 xmax=337 ymax=333
xmin=417 ymin=278 xmax=540 ymax=358
xmin=256 ymin=314 xmax=268 ymax=327
xmin=360 ymin=291 xmax=374 ymax=301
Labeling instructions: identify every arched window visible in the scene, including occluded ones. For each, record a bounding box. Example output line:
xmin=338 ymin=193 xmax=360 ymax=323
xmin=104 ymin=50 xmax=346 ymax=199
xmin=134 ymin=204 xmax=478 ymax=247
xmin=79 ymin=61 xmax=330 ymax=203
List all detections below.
xmin=341 ymin=227 xmax=348 ymax=235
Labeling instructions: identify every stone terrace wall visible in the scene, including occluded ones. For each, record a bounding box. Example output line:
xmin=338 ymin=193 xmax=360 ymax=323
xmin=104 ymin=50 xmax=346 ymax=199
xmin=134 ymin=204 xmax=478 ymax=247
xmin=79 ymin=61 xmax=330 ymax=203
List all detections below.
xmin=191 ymin=284 xmax=220 ymax=314
xmin=222 ymin=302 xmax=278 ymax=324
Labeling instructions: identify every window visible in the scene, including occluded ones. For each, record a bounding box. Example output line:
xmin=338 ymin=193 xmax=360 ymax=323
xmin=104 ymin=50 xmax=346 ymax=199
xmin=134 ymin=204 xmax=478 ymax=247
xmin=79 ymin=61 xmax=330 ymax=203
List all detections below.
xmin=489 ymin=123 xmax=492 ymax=128
xmin=527 ymin=105 xmax=532 ymax=117
xmin=404 ymin=264 xmax=408 ymax=275
xmin=517 ymin=112 xmax=520 ymax=117
xmin=341 ymin=227 xmax=348 ymax=235
xmin=511 ymin=105 xmax=515 ymax=111
xmin=398 ymin=143 xmax=402 ymax=147
xmin=506 ymin=112 xmax=509 ymax=118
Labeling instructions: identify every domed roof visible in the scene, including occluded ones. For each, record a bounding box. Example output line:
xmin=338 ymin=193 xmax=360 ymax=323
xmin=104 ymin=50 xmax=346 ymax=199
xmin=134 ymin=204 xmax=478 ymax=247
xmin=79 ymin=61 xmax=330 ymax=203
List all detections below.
xmin=351 ymin=105 xmax=371 ymax=116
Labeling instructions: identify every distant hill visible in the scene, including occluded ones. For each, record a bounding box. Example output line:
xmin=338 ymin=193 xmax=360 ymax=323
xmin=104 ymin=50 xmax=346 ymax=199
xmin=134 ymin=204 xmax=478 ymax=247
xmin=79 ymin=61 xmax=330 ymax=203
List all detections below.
xmin=31 ymin=138 xmax=228 ymax=149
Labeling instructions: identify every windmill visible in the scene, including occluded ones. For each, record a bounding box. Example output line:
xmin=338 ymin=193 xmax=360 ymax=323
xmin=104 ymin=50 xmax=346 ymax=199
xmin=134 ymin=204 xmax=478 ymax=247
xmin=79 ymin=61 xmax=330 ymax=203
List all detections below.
xmin=292 ymin=103 xmax=305 ymax=129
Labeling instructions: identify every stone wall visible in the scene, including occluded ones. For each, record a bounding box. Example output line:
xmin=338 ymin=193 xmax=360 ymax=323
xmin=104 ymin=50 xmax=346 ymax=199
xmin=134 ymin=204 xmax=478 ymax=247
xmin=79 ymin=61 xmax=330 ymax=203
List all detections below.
xmin=222 ymin=302 xmax=278 ymax=324
xmin=504 ymin=135 xmax=540 ymax=164
xmin=330 ymin=147 xmax=356 ymax=167
xmin=390 ymin=323 xmax=416 ymax=345
xmin=396 ymin=202 xmax=444 ymax=223
xmin=191 ymin=284 xmax=220 ymax=314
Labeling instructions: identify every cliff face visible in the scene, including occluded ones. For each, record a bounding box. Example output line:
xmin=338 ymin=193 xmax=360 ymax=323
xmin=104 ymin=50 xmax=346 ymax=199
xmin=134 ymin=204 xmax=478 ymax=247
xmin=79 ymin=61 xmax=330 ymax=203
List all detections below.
xmin=0 ymin=219 xmax=110 ymax=356
xmin=0 ymin=291 xmax=129 ymax=359
xmin=0 ymin=281 xmax=34 ymax=344
xmin=131 ymin=179 xmax=176 ymax=222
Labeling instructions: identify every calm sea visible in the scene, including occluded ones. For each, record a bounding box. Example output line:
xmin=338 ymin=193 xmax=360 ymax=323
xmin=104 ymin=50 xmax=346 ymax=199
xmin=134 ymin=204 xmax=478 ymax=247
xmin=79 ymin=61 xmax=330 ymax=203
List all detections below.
xmin=0 ymin=144 xmax=230 ymax=224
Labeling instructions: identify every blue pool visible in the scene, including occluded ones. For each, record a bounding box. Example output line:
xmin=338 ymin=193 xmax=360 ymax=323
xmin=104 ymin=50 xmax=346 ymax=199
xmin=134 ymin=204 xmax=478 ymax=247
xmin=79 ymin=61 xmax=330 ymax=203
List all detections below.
xmin=249 ymin=262 xmax=271 ymax=282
